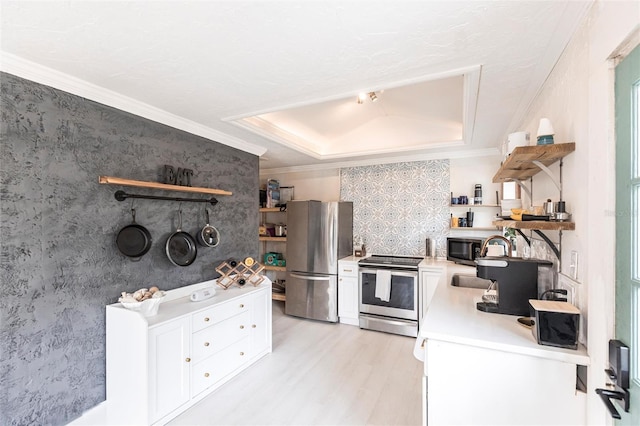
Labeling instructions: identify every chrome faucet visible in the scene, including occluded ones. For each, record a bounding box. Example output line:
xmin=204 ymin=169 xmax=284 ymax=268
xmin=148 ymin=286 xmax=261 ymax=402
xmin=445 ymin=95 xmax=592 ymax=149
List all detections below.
xmin=480 ymin=235 xmax=512 ymax=257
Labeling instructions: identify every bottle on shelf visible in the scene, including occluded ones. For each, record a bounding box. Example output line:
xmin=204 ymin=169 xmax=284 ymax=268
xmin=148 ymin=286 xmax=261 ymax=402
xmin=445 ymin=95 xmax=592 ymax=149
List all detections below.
xmin=474 ymin=184 xmax=483 ymax=205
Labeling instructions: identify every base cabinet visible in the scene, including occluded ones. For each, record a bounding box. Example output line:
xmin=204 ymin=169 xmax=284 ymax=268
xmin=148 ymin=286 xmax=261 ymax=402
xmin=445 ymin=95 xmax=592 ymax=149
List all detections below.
xmin=418 ymin=267 xmax=442 ymax=329
xmin=106 ymin=284 xmax=272 ymax=425
xmin=148 ymin=318 xmax=191 ymax=421
xmin=424 ymin=339 xmax=586 ymax=425
xmin=338 ymin=259 xmax=359 ymax=325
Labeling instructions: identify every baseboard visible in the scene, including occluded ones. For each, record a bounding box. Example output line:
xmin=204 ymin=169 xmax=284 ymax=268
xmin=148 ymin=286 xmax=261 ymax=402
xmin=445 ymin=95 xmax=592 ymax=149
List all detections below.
xmin=67 ymin=401 xmax=107 ymax=425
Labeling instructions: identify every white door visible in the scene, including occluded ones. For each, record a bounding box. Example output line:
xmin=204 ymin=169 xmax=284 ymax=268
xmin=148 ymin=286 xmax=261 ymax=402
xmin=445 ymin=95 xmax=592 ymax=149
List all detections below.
xmin=615 ymin=42 xmax=639 ymax=425
xmin=250 ymin=288 xmax=271 ymax=356
xmin=148 ymin=318 xmax=191 ymax=422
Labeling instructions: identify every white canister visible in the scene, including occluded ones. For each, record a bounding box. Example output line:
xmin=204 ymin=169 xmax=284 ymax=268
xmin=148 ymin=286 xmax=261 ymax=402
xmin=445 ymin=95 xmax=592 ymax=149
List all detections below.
xmin=507 ymin=131 xmax=530 ymax=153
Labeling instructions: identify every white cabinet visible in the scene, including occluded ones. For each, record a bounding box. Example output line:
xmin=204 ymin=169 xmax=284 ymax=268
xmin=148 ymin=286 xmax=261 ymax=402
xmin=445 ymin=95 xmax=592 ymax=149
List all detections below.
xmin=419 ymin=271 xmax=589 ymax=426
xmin=425 ymin=340 xmax=586 ymax=425
xmin=418 ymin=267 xmax=442 ymax=329
xmin=148 ymin=318 xmax=191 ymax=421
xmin=106 ymin=283 xmax=272 ymax=425
xmin=250 ymin=287 xmax=272 ymax=356
xmin=338 ymin=258 xmax=359 ymax=326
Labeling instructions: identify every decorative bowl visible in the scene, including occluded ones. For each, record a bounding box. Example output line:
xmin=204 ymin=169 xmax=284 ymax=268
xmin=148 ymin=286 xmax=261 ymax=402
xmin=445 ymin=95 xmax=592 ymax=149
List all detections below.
xmin=120 ymin=296 xmax=164 ymax=317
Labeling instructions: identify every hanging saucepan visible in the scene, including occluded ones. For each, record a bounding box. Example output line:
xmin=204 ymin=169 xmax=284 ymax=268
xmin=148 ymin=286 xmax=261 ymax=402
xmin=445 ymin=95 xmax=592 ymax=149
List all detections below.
xmin=166 ymin=209 xmax=197 ymax=267
xmin=197 ymin=209 xmax=220 ymax=248
xmin=116 ymin=208 xmax=152 ymax=260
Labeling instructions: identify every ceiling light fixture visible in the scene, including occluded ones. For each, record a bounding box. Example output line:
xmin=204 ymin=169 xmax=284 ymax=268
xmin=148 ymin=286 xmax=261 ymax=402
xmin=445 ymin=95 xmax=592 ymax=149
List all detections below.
xmin=356 ymin=91 xmax=379 ymax=104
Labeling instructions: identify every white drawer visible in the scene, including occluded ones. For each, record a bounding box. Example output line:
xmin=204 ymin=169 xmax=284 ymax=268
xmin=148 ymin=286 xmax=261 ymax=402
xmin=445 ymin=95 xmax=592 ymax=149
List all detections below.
xmin=192 ymin=295 xmax=252 ymax=332
xmin=191 ymin=337 xmax=250 ymax=397
xmin=192 ymin=310 xmax=250 ymax=361
xmin=338 ymin=262 xmax=358 ymax=277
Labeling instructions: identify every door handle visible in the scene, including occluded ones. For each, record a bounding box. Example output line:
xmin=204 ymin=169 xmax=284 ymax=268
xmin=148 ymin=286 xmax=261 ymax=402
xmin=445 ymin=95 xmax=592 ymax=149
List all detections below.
xmin=595 ymin=388 xmax=629 ymax=419
xmin=289 ymin=273 xmax=331 ymax=281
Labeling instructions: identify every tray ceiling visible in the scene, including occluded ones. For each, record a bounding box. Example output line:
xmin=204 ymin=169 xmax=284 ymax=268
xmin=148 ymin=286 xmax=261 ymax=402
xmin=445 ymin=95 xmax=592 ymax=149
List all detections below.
xmin=0 ymin=1 xmax=593 ymax=172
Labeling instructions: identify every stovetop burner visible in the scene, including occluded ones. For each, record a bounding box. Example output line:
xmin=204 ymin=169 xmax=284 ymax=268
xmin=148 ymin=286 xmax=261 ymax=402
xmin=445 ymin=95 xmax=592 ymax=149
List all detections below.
xmin=358 ymin=255 xmax=424 ymax=269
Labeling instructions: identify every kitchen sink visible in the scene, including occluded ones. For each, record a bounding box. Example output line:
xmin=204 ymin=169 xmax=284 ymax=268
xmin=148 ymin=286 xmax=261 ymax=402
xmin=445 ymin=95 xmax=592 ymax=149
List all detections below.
xmin=450 ymin=274 xmax=492 ymax=289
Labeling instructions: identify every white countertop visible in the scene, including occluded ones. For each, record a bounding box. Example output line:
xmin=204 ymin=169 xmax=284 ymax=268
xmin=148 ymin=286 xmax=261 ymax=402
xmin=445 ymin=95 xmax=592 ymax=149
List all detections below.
xmin=420 ymin=275 xmax=590 ymax=366
xmin=107 ymin=279 xmax=271 ymax=328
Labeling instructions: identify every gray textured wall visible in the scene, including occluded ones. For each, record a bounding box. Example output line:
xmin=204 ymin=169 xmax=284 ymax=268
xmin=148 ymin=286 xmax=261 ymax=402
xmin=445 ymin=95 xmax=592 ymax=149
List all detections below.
xmin=0 ymin=72 xmax=259 ymax=425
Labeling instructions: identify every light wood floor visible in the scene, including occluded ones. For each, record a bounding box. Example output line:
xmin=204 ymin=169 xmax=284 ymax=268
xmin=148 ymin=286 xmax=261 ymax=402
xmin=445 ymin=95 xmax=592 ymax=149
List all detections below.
xmin=169 ymin=301 xmax=423 ymax=426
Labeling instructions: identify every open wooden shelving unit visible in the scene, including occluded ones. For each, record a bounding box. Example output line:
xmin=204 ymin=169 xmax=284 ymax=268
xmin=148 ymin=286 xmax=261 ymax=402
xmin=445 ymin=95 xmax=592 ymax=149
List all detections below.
xmin=259 ymin=207 xmax=287 ymax=302
xmin=491 ymin=142 xmax=576 ymax=260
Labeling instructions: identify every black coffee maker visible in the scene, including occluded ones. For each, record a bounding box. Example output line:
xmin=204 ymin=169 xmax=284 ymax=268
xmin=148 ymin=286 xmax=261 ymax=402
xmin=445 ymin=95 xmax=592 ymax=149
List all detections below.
xmin=476 ymin=257 xmax=552 ymax=316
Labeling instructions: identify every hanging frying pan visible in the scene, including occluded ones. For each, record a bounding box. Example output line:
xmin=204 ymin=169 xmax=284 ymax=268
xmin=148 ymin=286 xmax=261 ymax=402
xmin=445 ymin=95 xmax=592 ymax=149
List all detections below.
xmin=166 ymin=209 xmax=197 ymax=267
xmin=197 ymin=209 xmax=220 ymax=248
xmin=116 ymin=208 xmax=152 ymax=259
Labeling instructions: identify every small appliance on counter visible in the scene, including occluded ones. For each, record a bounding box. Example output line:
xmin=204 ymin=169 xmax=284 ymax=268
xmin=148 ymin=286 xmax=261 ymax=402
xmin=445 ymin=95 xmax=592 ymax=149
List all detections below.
xmin=475 ymin=256 xmax=553 ymax=316
xmin=447 ymin=237 xmax=484 ymax=266
xmin=529 ymin=300 xmax=580 ymax=349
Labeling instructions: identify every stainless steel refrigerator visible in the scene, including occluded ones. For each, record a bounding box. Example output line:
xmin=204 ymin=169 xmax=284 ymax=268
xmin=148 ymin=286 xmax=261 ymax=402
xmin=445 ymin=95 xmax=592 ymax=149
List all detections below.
xmin=285 ymin=200 xmax=353 ymax=322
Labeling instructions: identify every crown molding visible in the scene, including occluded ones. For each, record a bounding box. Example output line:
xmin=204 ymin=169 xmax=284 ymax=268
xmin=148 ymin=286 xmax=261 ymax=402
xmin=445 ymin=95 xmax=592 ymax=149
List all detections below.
xmin=0 ymin=51 xmax=267 ymax=157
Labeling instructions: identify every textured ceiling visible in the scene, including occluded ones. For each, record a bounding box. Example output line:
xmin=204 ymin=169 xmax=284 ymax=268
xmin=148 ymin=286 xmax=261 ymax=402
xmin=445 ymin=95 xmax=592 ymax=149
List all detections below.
xmin=0 ymin=1 xmax=592 ymax=172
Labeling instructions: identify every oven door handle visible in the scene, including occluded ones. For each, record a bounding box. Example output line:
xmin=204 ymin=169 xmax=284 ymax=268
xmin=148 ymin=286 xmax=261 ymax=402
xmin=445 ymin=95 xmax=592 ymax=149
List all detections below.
xmin=289 ymin=273 xmax=332 ymax=281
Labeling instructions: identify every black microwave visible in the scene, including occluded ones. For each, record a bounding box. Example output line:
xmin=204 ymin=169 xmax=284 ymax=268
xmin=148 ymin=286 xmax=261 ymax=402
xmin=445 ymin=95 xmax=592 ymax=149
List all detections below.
xmin=447 ymin=237 xmax=484 ymax=266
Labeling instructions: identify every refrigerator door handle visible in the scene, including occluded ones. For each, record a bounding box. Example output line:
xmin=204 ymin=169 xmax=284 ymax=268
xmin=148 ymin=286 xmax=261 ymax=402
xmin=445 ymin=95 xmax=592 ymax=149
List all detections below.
xmin=289 ymin=273 xmax=332 ymax=281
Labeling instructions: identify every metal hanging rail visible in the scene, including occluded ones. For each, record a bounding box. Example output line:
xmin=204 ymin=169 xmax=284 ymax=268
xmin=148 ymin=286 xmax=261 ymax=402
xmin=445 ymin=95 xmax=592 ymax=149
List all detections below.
xmin=114 ymin=190 xmax=218 ymax=206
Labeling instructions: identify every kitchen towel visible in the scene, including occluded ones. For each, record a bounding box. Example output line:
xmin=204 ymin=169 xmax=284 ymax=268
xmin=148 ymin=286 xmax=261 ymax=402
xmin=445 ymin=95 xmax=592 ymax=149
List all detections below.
xmin=375 ymin=270 xmax=392 ymax=302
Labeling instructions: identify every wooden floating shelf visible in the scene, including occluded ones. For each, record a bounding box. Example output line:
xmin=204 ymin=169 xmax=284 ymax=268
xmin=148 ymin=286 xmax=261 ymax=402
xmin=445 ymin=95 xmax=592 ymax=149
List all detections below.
xmin=450 ymin=204 xmax=500 ymax=208
xmin=450 ymin=227 xmax=499 ymax=231
xmin=493 ymin=219 xmax=575 ymax=231
xmin=259 ymin=207 xmax=286 ymax=213
xmin=263 ymin=265 xmax=286 ymax=272
xmin=271 ymin=293 xmax=286 ymax=302
xmin=493 ymin=143 xmax=576 ymax=183
xmin=99 ymin=176 xmax=232 ymax=196
xmin=259 ymin=236 xmax=287 ymax=242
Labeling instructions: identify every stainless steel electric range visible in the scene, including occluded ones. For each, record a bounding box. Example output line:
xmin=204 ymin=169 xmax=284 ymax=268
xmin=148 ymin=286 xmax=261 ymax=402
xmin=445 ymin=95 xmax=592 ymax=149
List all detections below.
xmin=358 ymin=255 xmax=423 ymax=337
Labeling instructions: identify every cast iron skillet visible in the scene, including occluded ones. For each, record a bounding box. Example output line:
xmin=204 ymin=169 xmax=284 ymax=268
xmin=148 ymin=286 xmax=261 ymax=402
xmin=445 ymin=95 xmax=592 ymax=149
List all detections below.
xmin=166 ymin=210 xmax=197 ymax=267
xmin=197 ymin=209 xmax=220 ymax=248
xmin=116 ymin=208 xmax=152 ymax=259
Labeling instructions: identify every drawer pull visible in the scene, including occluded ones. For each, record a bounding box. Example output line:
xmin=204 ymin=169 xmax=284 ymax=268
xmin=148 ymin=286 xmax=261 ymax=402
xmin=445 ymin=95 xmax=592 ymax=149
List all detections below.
xmin=204 ymin=317 xmax=210 ymax=322
xmin=240 ymin=352 xmax=245 ymax=356
xmin=240 ymin=325 xmax=245 ymax=329
xmin=344 ymin=268 xmax=352 ymax=272
xmin=204 ymin=342 xmax=210 ymax=347
xmin=204 ymin=372 xmax=210 ymax=378
xmin=240 ymin=304 xmax=245 ymax=308
xmin=185 ymin=358 xmax=191 ymax=363
xmin=252 ymin=324 xmax=257 ymax=328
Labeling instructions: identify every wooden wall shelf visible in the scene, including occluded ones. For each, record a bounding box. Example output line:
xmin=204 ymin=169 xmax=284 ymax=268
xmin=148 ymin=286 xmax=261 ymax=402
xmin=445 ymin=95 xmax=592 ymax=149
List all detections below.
xmin=259 ymin=236 xmax=287 ymax=242
xmin=262 ymin=265 xmax=286 ymax=272
xmin=272 ymin=293 xmax=286 ymax=302
xmin=450 ymin=227 xmax=499 ymax=231
xmin=493 ymin=143 xmax=575 ymax=183
xmin=99 ymin=176 xmax=232 ymax=196
xmin=450 ymin=204 xmax=500 ymax=208
xmin=259 ymin=207 xmax=286 ymax=213
xmin=493 ymin=219 xmax=575 ymax=231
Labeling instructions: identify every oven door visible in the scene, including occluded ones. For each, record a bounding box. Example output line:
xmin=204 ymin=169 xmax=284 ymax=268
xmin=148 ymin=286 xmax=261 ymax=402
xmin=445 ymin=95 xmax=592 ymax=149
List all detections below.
xmin=359 ymin=267 xmax=418 ymax=321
